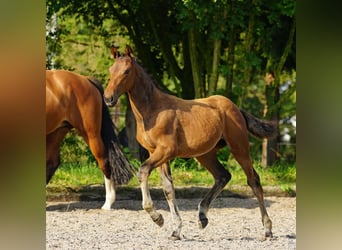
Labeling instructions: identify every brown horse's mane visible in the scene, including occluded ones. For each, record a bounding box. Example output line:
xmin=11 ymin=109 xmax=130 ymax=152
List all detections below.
xmin=131 ymin=57 xmax=172 ymax=95
xmin=87 ymin=76 xmax=104 ymax=94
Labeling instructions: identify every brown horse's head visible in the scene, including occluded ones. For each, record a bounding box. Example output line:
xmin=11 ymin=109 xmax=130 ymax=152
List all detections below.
xmin=104 ymin=45 xmax=136 ymax=106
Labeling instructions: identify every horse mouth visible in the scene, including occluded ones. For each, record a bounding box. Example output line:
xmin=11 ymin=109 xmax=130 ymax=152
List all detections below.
xmin=104 ymin=95 xmax=117 ymax=107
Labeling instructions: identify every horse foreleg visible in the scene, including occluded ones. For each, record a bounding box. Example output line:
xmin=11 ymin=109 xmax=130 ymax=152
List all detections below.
xmin=196 ymin=152 xmax=231 ymax=229
xmin=46 ymin=128 xmax=69 ymax=184
xmin=158 ymin=163 xmax=182 ymax=240
xmin=138 ymin=162 xmax=164 ymax=227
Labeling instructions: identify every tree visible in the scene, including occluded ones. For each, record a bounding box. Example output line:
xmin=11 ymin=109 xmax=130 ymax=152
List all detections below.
xmin=46 ymin=0 xmax=296 ymax=164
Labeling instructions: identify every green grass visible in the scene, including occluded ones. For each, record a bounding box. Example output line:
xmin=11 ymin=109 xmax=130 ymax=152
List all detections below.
xmin=48 ymin=158 xmax=296 ymax=190
xmin=48 ymin=163 xmax=104 ymax=188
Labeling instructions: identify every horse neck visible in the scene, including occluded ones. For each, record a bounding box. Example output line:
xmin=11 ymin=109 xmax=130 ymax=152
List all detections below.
xmin=127 ymin=63 xmax=161 ymax=119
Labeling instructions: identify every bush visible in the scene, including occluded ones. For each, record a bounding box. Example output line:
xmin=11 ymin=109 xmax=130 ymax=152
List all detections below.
xmin=59 ymin=130 xmax=96 ymax=167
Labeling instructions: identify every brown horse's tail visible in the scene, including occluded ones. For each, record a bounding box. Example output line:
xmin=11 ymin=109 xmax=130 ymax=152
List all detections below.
xmin=240 ymin=109 xmax=277 ymax=139
xmin=88 ymin=77 xmax=136 ymax=185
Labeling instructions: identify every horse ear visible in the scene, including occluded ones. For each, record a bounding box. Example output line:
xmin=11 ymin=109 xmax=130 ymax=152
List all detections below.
xmin=110 ymin=45 xmax=120 ymax=59
xmin=125 ymin=44 xmax=135 ymax=58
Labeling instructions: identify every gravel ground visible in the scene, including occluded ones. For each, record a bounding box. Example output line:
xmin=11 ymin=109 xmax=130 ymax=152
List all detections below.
xmin=46 ymin=196 xmax=296 ymax=249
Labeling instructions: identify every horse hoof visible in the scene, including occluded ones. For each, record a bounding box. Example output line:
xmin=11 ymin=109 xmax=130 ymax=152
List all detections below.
xmin=152 ymin=214 xmax=164 ymax=227
xmin=198 ymin=212 xmax=208 ymax=229
xmin=265 ymin=231 xmax=273 ymax=238
xmin=101 ymin=205 xmax=112 ymax=211
xmin=168 ymin=232 xmax=181 ymax=241
xmin=198 ymin=218 xmax=209 ymax=229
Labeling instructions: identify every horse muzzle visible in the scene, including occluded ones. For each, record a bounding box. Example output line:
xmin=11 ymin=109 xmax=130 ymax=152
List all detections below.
xmin=104 ymin=94 xmax=118 ymax=107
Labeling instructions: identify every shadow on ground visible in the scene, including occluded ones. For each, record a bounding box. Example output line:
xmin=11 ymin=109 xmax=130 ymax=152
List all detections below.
xmin=46 ymin=184 xmax=296 ymax=202
xmin=46 ymin=196 xmax=274 ymax=212
xmin=46 ymin=185 xmax=295 ymax=212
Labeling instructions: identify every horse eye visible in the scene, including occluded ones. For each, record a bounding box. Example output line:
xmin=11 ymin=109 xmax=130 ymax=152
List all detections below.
xmin=124 ymin=69 xmax=130 ymax=75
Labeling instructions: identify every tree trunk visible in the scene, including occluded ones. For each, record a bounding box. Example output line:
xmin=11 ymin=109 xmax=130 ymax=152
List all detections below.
xmin=262 ymin=72 xmax=279 ymax=167
xmin=181 ymin=36 xmax=195 ymax=99
xmin=239 ymin=5 xmax=256 ymax=106
xmin=208 ymin=39 xmax=221 ymax=95
xmin=225 ymin=28 xmax=236 ymax=98
xmin=188 ymin=28 xmax=204 ymax=98
xmin=262 ymin=16 xmax=296 ymax=167
xmin=142 ymin=0 xmax=182 ymax=82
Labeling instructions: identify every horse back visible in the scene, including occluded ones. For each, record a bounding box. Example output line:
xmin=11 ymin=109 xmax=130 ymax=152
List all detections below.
xmin=46 ymin=70 xmax=102 ymax=134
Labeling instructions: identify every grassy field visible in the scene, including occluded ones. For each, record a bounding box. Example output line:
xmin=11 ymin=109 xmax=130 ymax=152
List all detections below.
xmin=48 ymin=156 xmax=296 ymax=193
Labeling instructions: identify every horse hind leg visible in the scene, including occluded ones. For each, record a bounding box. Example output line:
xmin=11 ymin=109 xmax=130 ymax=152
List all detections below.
xmin=195 ymin=150 xmax=231 ymax=229
xmin=101 ymin=173 xmax=116 ymax=210
xmin=86 ymin=135 xmax=116 ymax=210
xmin=230 ymin=146 xmax=273 ymax=238
xmin=157 ymin=163 xmax=182 ymax=240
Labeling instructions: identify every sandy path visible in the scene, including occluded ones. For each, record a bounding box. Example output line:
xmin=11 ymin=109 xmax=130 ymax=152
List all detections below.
xmin=46 ymin=196 xmax=296 ymax=249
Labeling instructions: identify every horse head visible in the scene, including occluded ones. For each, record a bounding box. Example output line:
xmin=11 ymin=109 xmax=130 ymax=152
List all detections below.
xmin=104 ymin=45 xmax=136 ymax=107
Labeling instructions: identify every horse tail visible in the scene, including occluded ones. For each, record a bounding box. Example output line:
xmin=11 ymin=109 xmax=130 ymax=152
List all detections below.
xmin=239 ymin=109 xmax=277 ymax=139
xmin=88 ymin=77 xmax=136 ymax=185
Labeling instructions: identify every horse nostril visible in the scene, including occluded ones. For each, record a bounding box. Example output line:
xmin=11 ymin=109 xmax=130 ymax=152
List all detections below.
xmin=104 ymin=95 xmax=113 ymax=106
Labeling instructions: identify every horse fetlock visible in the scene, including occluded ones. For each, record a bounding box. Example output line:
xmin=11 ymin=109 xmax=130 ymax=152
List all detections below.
xmin=265 ymin=230 xmax=273 ymax=238
xmin=263 ymin=217 xmax=273 ymax=237
xmin=142 ymin=201 xmax=154 ymax=211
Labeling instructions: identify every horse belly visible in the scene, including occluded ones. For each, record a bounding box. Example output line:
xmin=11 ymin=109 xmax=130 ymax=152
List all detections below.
xmin=177 ymin=122 xmax=222 ymax=157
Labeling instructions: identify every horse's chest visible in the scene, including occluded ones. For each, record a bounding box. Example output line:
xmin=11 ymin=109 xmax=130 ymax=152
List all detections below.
xmin=135 ymin=123 xmax=156 ymax=151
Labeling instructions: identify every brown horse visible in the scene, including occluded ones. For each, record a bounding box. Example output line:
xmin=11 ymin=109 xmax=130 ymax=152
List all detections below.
xmin=104 ymin=45 xmax=276 ymax=240
xmin=46 ymin=69 xmax=135 ymax=210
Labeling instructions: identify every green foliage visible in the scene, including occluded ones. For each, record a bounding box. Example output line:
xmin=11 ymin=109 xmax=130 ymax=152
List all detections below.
xmin=50 ymin=157 xmax=296 ymax=188
xmin=46 ymin=0 xmax=296 ymax=166
xmin=59 ymin=130 xmax=96 ymax=166
xmin=48 ymin=163 xmax=103 ymax=187
xmin=46 ymin=6 xmax=131 ymax=85
xmin=47 ymin=0 xmax=296 ymax=98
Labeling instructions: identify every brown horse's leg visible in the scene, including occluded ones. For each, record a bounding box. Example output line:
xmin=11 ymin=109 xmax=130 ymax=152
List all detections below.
xmin=46 ymin=127 xmax=69 ymax=184
xmin=157 ymin=163 xmax=182 ymax=240
xmin=137 ymin=147 xmax=175 ymax=229
xmin=230 ymin=147 xmax=273 ymax=238
xmin=86 ymin=134 xmax=115 ymax=210
xmin=195 ymin=150 xmax=231 ymax=229
xmin=138 ymin=161 xmax=164 ymax=227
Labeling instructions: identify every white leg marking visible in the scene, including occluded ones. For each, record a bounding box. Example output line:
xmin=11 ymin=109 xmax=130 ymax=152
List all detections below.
xmin=101 ymin=176 xmax=116 ymax=210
